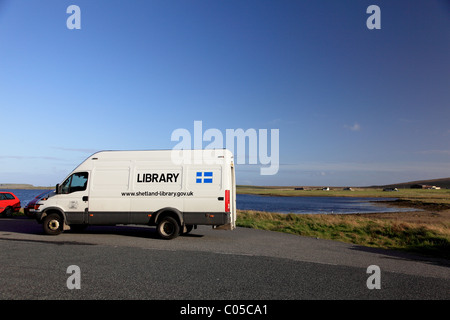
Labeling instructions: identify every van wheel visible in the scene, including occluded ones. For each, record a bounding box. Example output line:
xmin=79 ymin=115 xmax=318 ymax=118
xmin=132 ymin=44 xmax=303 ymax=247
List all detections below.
xmin=157 ymin=216 xmax=180 ymax=240
xmin=43 ymin=213 xmax=63 ymax=235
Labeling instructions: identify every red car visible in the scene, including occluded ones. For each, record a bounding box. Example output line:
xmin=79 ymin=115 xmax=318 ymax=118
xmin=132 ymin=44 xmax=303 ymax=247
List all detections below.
xmin=0 ymin=192 xmax=21 ymax=217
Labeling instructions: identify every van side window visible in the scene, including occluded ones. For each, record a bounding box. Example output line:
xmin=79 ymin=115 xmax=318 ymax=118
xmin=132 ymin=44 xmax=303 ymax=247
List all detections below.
xmin=61 ymin=172 xmax=89 ymax=194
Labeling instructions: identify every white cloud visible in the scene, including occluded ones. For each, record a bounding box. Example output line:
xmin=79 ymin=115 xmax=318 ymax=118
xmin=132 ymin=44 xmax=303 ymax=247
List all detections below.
xmin=0 ymin=155 xmax=61 ymax=160
xmin=268 ymin=161 xmax=450 ymax=186
xmin=344 ymin=123 xmax=361 ymax=131
xmin=51 ymin=147 xmax=98 ymax=154
xmin=279 ymin=160 xmax=450 ymax=175
xmin=417 ymin=149 xmax=450 ymax=156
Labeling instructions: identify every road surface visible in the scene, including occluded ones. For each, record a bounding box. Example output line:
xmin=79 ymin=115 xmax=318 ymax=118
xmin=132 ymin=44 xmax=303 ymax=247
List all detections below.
xmin=0 ymin=217 xmax=449 ymax=300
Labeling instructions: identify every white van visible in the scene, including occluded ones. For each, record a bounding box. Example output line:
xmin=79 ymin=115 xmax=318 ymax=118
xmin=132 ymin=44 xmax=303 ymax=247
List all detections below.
xmin=34 ymin=149 xmax=236 ymax=239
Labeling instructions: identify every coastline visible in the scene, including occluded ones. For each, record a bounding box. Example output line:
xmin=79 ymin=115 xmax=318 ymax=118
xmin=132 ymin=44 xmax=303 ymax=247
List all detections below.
xmin=0 ymin=184 xmax=53 ymax=190
xmin=236 ymin=186 xmax=450 ymax=252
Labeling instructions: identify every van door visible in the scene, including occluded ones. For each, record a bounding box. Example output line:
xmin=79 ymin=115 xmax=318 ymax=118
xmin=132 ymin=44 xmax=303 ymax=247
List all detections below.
xmin=213 ymin=163 xmax=236 ymax=230
xmin=58 ymin=172 xmax=89 ymax=225
xmin=88 ymin=166 xmax=131 ymax=225
xmin=230 ymin=163 xmax=236 ymax=229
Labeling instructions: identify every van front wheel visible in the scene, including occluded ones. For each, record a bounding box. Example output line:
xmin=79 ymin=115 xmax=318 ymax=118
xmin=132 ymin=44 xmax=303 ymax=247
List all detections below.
xmin=43 ymin=213 xmax=63 ymax=235
xmin=157 ymin=216 xmax=180 ymax=240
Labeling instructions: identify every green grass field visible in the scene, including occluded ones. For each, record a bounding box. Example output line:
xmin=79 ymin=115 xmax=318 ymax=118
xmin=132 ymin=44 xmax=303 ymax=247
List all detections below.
xmin=237 ymin=185 xmax=450 ymax=204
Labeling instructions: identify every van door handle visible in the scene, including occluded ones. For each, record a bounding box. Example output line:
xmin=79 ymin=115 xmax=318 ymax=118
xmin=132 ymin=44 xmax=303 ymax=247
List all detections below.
xmin=82 ymin=196 xmax=89 ymax=202
xmin=218 ymin=197 xmax=224 ymax=201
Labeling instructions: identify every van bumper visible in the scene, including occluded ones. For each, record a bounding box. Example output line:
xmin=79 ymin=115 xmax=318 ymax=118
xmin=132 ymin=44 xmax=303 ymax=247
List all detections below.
xmin=183 ymin=212 xmax=231 ymax=226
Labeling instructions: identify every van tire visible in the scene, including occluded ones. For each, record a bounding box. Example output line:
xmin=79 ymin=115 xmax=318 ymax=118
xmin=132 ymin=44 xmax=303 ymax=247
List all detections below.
xmin=43 ymin=213 xmax=63 ymax=235
xmin=157 ymin=216 xmax=180 ymax=240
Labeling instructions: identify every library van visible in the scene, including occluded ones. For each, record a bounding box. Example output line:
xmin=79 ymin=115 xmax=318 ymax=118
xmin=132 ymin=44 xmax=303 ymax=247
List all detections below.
xmin=34 ymin=149 xmax=236 ymax=239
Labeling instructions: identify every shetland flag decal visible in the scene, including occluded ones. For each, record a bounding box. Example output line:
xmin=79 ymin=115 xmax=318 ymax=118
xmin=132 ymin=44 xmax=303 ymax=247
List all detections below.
xmin=196 ymin=171 xmax=213 ymax=183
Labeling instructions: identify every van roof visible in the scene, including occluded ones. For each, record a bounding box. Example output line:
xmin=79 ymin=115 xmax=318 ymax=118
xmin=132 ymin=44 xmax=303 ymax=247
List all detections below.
xmin=72 ymin=149 xmax=234 ymax=172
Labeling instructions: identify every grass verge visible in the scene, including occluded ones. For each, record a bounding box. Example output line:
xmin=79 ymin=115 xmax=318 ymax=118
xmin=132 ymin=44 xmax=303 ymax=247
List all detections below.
xmin=237 ymin=210 xmax=450 ymax=259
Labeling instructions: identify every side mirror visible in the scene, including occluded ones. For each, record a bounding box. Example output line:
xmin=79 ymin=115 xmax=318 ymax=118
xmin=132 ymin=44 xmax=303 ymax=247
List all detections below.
xmin=55 ymin=184 xmax=60 ymax=194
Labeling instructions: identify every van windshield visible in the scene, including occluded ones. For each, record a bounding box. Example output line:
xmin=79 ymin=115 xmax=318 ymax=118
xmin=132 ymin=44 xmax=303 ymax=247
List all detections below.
xmin=61 ymin=172 xmax=88 ymax=194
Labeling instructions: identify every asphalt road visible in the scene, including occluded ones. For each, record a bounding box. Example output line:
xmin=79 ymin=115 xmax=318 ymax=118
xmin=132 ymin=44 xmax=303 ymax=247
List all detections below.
xmin=0 ymin=217 xmax=449 ymax=301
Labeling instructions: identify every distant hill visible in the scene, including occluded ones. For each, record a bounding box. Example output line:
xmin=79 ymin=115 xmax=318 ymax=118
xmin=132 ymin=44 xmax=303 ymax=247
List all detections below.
xmin=373 ymin=177 xmax=450 ymax=189
xmin=0 ymin=183 xmax=52 ymax=190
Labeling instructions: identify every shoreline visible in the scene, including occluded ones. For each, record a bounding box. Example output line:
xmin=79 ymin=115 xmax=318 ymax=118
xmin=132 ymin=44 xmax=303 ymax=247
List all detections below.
xmin=0 ymin=185 xmax=53 ymax=190
xmin=237 ymin=204 xmax=450 ymax=259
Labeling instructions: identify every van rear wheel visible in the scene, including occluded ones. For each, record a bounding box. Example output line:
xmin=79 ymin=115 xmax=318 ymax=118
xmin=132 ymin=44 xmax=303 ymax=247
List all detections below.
xmin=157 ymin=216 xmax=180 ymax=240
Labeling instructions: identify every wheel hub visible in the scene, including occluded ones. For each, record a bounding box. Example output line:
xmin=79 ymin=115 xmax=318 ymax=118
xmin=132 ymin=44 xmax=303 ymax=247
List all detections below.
xmin=49 ymin=220 xmax=60 ymax=231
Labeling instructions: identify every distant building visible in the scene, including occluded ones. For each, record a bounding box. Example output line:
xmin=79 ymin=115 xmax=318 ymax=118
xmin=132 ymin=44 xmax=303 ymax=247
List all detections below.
xmin=410 ymin=184 xmax=439 ymax=189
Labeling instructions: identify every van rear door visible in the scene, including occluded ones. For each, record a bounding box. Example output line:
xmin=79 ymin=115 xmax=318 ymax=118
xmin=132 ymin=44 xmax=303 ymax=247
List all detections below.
xmin=230 ymin=162 xmax=236 ymax=229
xmin=213 ymin=162 xmax=236 ymax=230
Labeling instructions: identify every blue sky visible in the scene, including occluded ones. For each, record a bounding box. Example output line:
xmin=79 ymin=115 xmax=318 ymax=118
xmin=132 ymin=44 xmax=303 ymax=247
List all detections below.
xmin=0 ymin=0 xmax=449 ymax=187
